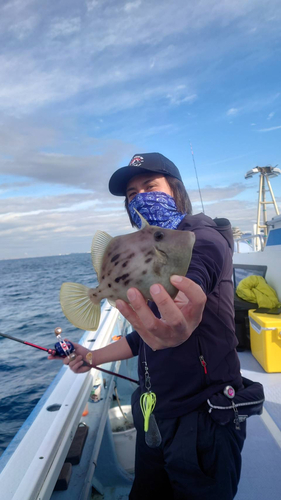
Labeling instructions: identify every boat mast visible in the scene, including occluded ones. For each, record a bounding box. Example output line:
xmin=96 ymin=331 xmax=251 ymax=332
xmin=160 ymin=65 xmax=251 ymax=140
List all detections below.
xmin=245 ymin=165 xmax=280 ymax=249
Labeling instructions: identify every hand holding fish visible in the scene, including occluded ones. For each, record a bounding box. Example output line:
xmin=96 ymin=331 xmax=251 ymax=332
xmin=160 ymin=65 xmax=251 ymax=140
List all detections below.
xmin=116 ymin=275 xmax=206 ymax=350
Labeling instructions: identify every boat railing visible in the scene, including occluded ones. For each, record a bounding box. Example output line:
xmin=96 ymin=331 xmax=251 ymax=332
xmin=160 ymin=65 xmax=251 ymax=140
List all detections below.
xmin=0 ymin=301 xmax=129 ymax=500
xmin=235 ymin=234 xmax=265 ymax=253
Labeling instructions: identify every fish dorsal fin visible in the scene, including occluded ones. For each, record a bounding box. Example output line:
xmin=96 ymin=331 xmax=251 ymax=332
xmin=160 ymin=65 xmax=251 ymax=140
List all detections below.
xmin=91 ymin=231 xmax=113 ymax=281
xmin=134 ymin=209 xmax=149 ymax=229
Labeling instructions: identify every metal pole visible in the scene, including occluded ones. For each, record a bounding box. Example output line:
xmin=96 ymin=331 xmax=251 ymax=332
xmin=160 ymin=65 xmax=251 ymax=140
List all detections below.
xmin=265 ymin=175 xmax=280 ymax=215
xmin=262 ymin=173 xmax=268 ymax=236
xmin=256 ymin=173 xmax=263 ymax=250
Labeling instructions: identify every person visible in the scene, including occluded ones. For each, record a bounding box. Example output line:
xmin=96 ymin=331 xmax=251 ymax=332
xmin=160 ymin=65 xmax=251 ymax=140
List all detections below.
xmin=51 ymin=153 xmax=246 ymax=500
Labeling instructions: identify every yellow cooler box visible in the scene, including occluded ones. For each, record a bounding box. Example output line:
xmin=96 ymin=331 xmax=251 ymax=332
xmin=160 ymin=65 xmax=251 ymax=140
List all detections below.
xmin=248 ymin=309 xmax=281 ymax=373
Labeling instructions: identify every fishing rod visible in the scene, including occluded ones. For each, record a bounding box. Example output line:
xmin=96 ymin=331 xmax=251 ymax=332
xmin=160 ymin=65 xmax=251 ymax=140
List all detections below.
xmin=0 ymin=331 xmax=58 ymax=355
xmin=190 ymin=141 xmax=205 ymax=214
xmin=0 ymin=329 xmax=139 ymax=385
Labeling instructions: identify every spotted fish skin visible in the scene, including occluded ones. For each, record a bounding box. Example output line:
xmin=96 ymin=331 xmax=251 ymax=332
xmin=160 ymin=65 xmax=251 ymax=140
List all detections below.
xmin=60 ymin=220 xmax=195 ymax=331
xmin=90 ymin=227 xmax=195 ymax=304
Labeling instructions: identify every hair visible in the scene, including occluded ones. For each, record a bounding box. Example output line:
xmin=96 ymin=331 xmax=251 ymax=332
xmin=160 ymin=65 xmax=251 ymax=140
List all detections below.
xmin=124 ymin=175 xmax=192 ymax=228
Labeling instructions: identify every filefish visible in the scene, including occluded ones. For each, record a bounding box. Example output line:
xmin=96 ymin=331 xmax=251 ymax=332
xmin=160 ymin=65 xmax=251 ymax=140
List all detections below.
xmin=60 ymin=213 xmax=195 ymax=331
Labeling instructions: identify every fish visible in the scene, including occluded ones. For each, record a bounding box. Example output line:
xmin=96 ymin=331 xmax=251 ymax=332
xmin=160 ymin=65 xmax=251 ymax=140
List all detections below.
xmin=60 ymin=212 xmax=195 ymax=331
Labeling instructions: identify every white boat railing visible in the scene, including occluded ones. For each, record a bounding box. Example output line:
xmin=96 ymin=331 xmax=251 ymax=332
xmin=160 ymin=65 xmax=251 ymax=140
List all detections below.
xmin=0 ymin=301 xmax=125 ymax=500
xmin=235 ymin=234 xmax=265 ymax=253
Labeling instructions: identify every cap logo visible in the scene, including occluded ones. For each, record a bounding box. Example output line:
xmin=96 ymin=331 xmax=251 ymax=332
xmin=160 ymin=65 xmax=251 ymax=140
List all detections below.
xmin=129 ymin=155 xmax=144 ymax=167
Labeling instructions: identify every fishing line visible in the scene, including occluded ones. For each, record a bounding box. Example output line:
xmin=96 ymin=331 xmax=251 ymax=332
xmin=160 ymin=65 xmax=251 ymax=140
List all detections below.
xmin=140 ymin=345 xmax=162 ymax=447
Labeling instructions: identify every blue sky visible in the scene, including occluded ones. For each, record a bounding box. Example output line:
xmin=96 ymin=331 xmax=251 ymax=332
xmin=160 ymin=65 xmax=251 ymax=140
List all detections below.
xmin=0 ymin=0 xmax=280 ymax=259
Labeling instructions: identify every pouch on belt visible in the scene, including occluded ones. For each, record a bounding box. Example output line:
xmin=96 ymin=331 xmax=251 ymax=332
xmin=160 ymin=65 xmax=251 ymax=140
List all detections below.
xmin=206 ymin=377 xmax=265 ymax=429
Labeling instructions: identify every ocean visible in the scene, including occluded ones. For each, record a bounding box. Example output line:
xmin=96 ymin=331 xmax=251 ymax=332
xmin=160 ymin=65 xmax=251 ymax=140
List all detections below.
xmin=0 ymin=253 xmax=98 ymax=457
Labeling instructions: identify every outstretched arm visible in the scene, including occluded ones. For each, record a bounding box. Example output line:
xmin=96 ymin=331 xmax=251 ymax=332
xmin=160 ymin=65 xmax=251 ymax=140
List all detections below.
xmin=116 ymin=275 xmax=207 ymax=351
xmin=48 ymin=336 xmax=134 ymax=374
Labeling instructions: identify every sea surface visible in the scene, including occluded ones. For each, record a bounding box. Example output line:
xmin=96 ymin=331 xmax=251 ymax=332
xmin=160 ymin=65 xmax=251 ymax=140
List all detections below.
xmin=0 ymin=253 xmax=98 ymax=457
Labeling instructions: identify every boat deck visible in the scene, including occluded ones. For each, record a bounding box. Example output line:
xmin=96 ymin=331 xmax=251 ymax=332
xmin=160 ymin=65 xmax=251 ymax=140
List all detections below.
xmin=1 ymin=336 xmax=280 ymax=499
xmin=92 ymin=351 xmax=281 ymax=500
xmin=236 ymin=351 xmax=281 ymax=500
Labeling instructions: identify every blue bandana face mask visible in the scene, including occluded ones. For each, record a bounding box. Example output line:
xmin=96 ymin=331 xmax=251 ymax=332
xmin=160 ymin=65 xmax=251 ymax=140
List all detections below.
xmin=128 ymin=191 xmax=186 ymax=229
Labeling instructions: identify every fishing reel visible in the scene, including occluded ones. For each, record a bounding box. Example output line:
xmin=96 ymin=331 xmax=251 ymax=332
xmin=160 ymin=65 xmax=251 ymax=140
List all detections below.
xmin=53 ymin=327 xmax=76 ymax=360
xmin=0 ymin=328 xmax=139 ymax=384
xmin=0 ymin=327 xmax=76 ymax=360
xmin=53 ymin=340 xmax=75 ymax=357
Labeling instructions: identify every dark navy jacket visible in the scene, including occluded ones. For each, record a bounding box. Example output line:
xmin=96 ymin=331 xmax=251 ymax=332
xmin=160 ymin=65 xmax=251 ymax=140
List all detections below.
xmin=126 ymin=213 xmax=243 ymax=418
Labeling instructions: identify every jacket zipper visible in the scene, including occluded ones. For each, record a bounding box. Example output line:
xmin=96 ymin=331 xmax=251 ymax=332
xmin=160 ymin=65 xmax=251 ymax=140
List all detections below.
xmin=199 ymin=355 xmax=208 ymax=374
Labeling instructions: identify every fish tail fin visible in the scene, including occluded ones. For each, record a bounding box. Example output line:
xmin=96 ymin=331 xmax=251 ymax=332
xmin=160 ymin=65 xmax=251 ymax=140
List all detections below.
xmin=60 ymin=282 xmax=101 ymax=331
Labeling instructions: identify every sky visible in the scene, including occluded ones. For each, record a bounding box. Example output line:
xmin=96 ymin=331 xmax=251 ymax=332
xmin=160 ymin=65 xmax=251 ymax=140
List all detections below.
xmin=0 ymin=0 xmax=281 ymax=260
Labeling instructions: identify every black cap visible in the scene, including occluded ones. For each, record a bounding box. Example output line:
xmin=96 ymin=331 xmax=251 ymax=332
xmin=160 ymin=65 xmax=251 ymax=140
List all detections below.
xmin=109 ymin=152 xmax=183 ymax=196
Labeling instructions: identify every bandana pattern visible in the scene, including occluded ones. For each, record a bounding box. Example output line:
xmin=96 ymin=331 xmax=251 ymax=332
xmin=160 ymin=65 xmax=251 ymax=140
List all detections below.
xmin=128 ymin=191 xmax=186 ymax=229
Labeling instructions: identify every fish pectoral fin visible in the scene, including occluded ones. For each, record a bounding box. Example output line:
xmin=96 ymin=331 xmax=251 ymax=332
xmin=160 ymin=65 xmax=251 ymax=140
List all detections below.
xmin=91 ymin=231 xmax=113 ymax=281
xmin=134 ymin=209 xmax=149 ymax=228
xmin=154 ymin=247 xmax=168 ymax=265
xmin=60 ymin=282 xmax=101 ymax=331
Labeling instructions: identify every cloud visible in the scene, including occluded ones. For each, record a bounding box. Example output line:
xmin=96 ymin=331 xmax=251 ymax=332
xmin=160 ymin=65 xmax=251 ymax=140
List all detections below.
xmin=48 ymin=17 xmax=81 ymax=39
xmin=0 ymin=54 xmax=89 ymax=114
xmin=189 ymin=183 xmax=247 ymax=203
xmin=0 ymin=183 xmax=267 ymax=260
xmin=192 ymin=198 xmax=280 ymax=233
xmin=0 ymin=191 xmax=134 ymax=259
xmin=166 ymin=85 xmax=197 ymax=106
xmin=86 ymin=0 xmax=99 ymax=12
xmin=0 ymin=181 xmax=31 ymax=194
xmin=1 ymin=0 xmax=281 ymax=259
xmin=71 ymin=82 xmax=197 ymax=118
xmin=0 ymin=0 xmax=280 ymax=117
xmin=258 ymin=125 xmax=281 ymax=132
xmin=225 ymin=93 xmax=280 ymax=120
xmin=136 ymin=123 xmax=178 ymax=138
xmin=124 ymin=1 xmax=142 ymax=12
xmin=227 ymin=108 xmax=239 ymax=116
xmin=8 ymin=14 xmax=38 ymax=41
xmin=0 ymin=118 xmax=136 ymax=195
xmin=1 ymin=198 xmax=118 ymax=222
xmin=202 ymin=153 xmax=252 ymax=168
xmin=267 ymin=111 xmax=275 ymax=120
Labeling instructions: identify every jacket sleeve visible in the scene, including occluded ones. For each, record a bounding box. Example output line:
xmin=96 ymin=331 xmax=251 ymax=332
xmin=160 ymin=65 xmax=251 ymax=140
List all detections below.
xmin=125 ymin=330 xmax=140 ymax=356
xmin=186 ymin=226 xmax=228 ymax=296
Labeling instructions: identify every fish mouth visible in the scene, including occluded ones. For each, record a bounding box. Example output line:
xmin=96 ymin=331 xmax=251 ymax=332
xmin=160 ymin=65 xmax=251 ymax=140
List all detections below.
xmin=155 ymin=246 xmax=167 ymax=257
xmin=154 ymin=246 xmax=168 ymax=264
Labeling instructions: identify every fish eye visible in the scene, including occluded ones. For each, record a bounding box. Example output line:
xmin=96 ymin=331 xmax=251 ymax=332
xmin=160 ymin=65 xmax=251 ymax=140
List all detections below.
xmin=154 ymin=231 xmax=164 ymax=241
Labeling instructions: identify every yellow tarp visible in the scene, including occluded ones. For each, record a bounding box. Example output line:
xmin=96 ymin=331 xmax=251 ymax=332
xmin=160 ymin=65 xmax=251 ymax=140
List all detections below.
xmin=236 ymin=275 xmax=281 ymax=309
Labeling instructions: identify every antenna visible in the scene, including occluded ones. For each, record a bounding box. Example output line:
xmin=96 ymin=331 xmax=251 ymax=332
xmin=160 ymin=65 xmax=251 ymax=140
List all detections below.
xmin=190 ymin=142 xmax=205 ymax=213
